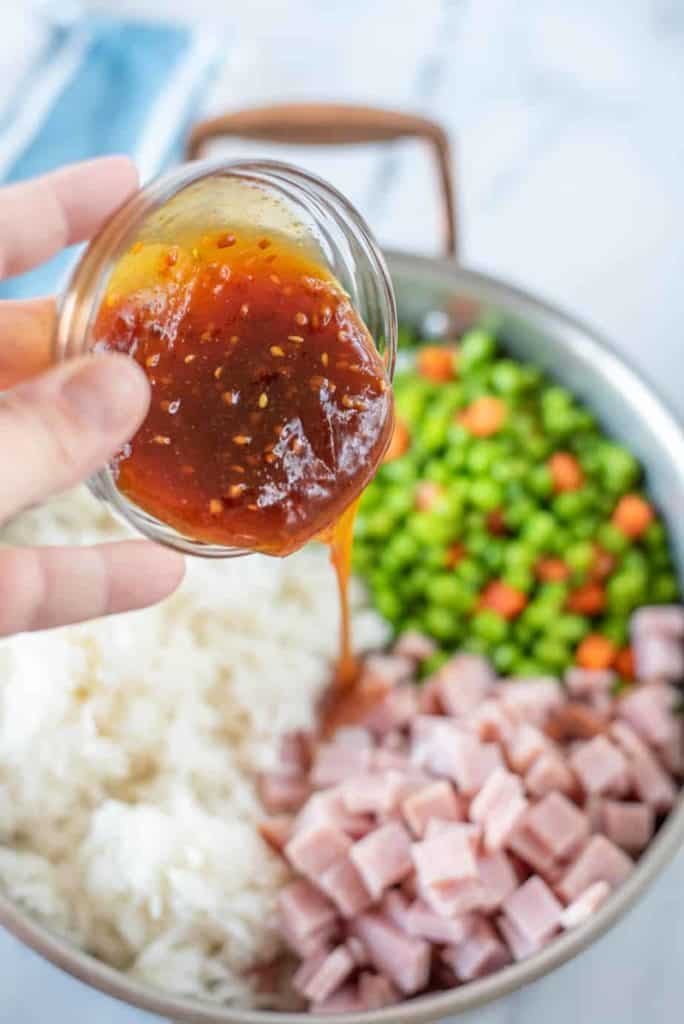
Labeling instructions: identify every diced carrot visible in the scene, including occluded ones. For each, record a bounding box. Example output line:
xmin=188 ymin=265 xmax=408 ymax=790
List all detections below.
xmin=486 ymin=508 xmax=508 ymax=536
xmin=383 ymin=417 xmax=410 ymax=462
xmin=445 ymin=542 xmax=466 ymax=568
xmin=590 ymin=544 xmax=615 ymax=581
xmin=614 ymin=646 xmax=635 ymax=679
xmin=478 ymin=580 xmax=527 ymax=619
xmin=566 ymin=582 xmax=606 ymax=615
xmin=458 ymin=396 xmax=506 ymax=437
xmin=416 ymin=345 xmax=458 ymax=382
xmin=612 ymin=494 xmax=654 ymax=539
xmin=415 ymin=481 xmax=444 ymax=512
xmin=576 ymin=634 xmax=616 ymax=670
xmin=536 ymin=557 xmax=570 ymax=582
xmin=548 ymin=451 xmax=584 ymax=493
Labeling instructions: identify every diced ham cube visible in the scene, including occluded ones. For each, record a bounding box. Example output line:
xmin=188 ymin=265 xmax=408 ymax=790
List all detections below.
xmin=633 ymin=634 xmax=684 ymax=682
xmin=569 ymin=735 xmax=629 ymax=796
xmin=258 ymin=815 xmax=293 ymax=854
xmin=434 ymin=654 xmax=496 ymax=717
xmin=442 ymin=916 xmax=511 ymax=980
xmin=414 ymin=722 xmax=502 ymax=792
xmin=658 ymin=719 xmax=684 ymax=777
xmin=393 ymin=630 xmax=437 ymax=663
xmin=525 ymin=749 xmax=576 ymax=798
xmin=502 ymin=875 xmax=562 ymax=946
xmin=557 ymin=835 xmax=633 ymax=903
xmin=285 ymin=824 xmax=352 ymax=879
xmin=500 ymin=678 xmax=564 ymax=725
xmin=350 ymin=822 xmax=413 ymax=899
xmin=506 ymin=723 xmax=550 ymax=773
xmin=524 ymin=792 xmax=589 ymax=860
xmin=349 ymin=912 xmax=431 ymax=994
xmin=469 ymin=769 xmax=528 ymax=850
xmin=611 ymin=721 xmax=677 ymax=811
xmin=294 ymin=789 xmax=373 ymax=839
xmin=381 ymin=888 xmax=413 ymax=931
xmin=312 ymin=982 xmax=361 ymax=1014
xmin=559 ymin=880 xmax=611 ymax=929
xmin=278 ymin=880 xmax=337 ymax=955
xmin=334 ymin=726 xmax=374 ymax=749
xmin=275 ymin=730 xmax=313 ymax=775
xmin=371 ymin=749 xmax=414 ymax=774
xmin=417 ymin=679 xmax=442 ymax=714
xmin=311 ymin=743 xmax=372 ymax=787
xmin=565 ymin=668 xmax=616 ymax=698
xmin=358 ymin=971 xmax=400 ymax=1009
xmin=506 ymin=820 xmax=557 ymax=878
xmin=601 ymin=800 xmax=654 ymax=854
xmin=292 ymin=949 xmax=328 ymax=995
xmin=364 ymin=685 xmax=419 ymax=735
xmin=412 ymin=825 xmax=479 ymax=895
xmin=346 ymin=935 xmax=369 ymax=965
xmin=298 ymin=945 xmax=355 ymax=1004
xmin=631 ymin=605 xmax=684 ymax=640
xmin=404 ymin=898 xmax=473 ymax=944
xmin=258 ymin=773 xmax=310 ymax=813
xmin=319 ymin=856 xmax=373 ymax=918
xmin=618 ymin=683 xmax=678 ymax=747
xmin=584 ymin=797 xmax=605 ymax=833
xmin=342 ymin=771 xmax=408 ymax=816
xmin=468 ymin=699 xmax=518 ymax=744
xmin=497 ymin=912 xmax=542 ymax=961
xmin=401 ymin=780 xmax=463 ymax=837
xmin=477 ymin=850 xmax=520 ymax=911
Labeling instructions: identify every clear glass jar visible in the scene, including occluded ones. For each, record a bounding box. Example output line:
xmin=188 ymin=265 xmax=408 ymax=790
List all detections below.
xmin=55 ymin=159 xmax=397 ymax=557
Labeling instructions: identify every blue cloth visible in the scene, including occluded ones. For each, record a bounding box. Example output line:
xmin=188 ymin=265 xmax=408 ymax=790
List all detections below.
xmin=0 ymin=15 xmax=222 ymax=300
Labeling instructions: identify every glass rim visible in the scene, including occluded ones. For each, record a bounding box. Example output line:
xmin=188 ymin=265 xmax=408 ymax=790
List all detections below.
xmin=55 ymin=157 xmax=398 ymax=558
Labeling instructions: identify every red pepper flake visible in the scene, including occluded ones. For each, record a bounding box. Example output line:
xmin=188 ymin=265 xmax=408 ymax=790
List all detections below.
xmin=269 ymin=274 xmax=281 ymax=285
xmin=321 ymin=352 xmax=329 ymax=367
xmin=258 ymin=392 xmax=269 ymax=409
xmin=233 ymin=434 xmax=252 ymax=445
xmin=320 ymin=306 xmax=332 ymax=327
xmin=152 ymin=434 xmax=171 ymax=446
xmin=287 ymin=335 xmax=304 ymax=344
xmin=184 ymin=354 xmax=196 ymax=364
xmin=270 ymin=345 xmax=285 ymax=357
xmin=228 ymin=483 xmax=247 ymax=498
xmin=216 ymin=233 xmax=236 ymax=248
xmin=214 ymin=366 xmax=223 ymax=379
xmin=294 ymin=311 xmax=308 ymax=327
xmin=231 ymin=464 xmax=245 ymax=473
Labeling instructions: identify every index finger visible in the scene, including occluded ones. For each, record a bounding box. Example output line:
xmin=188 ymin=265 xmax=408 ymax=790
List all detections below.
xmin=0 ymin=156 xmax=138 ymax=279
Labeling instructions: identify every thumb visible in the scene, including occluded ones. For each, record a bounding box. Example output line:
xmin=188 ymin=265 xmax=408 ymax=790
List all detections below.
xmin=0 ymin=353 xmax=149 ymax=523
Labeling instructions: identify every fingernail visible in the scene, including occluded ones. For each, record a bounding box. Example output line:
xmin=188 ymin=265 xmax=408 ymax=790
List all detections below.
xmin=61 ymin=355 xmax=150 ymax=434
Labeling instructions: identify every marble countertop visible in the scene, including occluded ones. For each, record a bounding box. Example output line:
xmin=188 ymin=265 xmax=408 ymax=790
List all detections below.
xmin=2 ymin=0 xmax=684 ymax=1020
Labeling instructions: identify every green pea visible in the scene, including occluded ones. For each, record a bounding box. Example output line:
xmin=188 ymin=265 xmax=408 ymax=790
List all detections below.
xmin=491 ymin=360 xmax=526 ymax=396
xmin=534 ymin=638 xmax=571 ymax=671
xmin=607 ymin=571 xmax=646 ymax=614
xmin=472 ymin=610 xmax=509 ymax=644
xmin=504 ymin=542 xmax=537 ymax=570
xmin=523 ymin=600 xmax=557 ymax=631
xmin=514 ymin=618 xmax=536 ymax=646
xmin=552 ymin=490 xmax=588 ymax=522
xmin=599 ymin=617 xmax=629 ymax=647
xmin=548 ymin=614 xmax=590 ymax=644
xmin=384 ymin=488 xmax=414 ymax=517
xmin=536 ymin=582 xmax=570 ymax=610
xmin=422 ymin=605 xmax=457 ymax=641
xmin=528 ymin=465 xmax=553 ymax=499
xmin=651 ymin=572 xmax=679 ymax=602
xmin=409 ymin=514 xmax=453 ymax=546
xmin=527 ymin=434 xmax=552 ymax=460
xmin=512 ymin=658 xmax=546 ymax=677
xmin=466 ymin=532 xmax=491 ymax=558
xmin=600 ymin=443 xmax=640 ymax=494
xmin=482 ymin=540 xmax=506 ymax=573
xmin=506 ymin=497 xmax=539 ymax=530
xmin=467 ymin=440 xmax=503 ymax=475
xmin=385 ymin=532 xmax=420 ymax=567
xmin=543 ymin=407 xmax=577 ymax=437
xmin=468 ymin=477 xmax=504 ymax=511
xmin=420 ymin=415 xmax=450 ymax=452
xmin=565 ymin=540 xmax=594 ymax=574
xmin=502 ymin=567 xmax=535 ymax=593
xmin=523 ymin=511 xmax=556 ymax=548
xmin=459 ymin=328 xmax=497 ymax=372
xmin=597 ymin=522 xmax=630 ymax=554
xmin=492 ymin=458 xmax=528 ymax=484
xmin=375 ymin=589 xmax=402 ymax=622
xmin=366 ymin=509 xmax=397 ymax=539
xmin=461 ymin=636 xmax=491 ymax=657
xmin=446 ymin=423 xmax=472 ymax=449
xmin=454 ymin=557 xmax=488 ymax=588
xmin=493 ymin=643 xmax=517 ymax=674
xmin=572 ymin=516 xmax=601 ymax=540
xmin=644 ymin=521 xmax=668 ymax=550
xmin=420 ymin=650 xmax=450 ymax=678
xmin=542 ymin=386 xmax=575 ymax=411
xmin=424 ymin=461 xmax=451 ymax=485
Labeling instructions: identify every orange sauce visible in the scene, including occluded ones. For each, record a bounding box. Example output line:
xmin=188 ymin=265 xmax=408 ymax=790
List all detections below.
xmin=93 ymin=227 xmax=393 ymax=706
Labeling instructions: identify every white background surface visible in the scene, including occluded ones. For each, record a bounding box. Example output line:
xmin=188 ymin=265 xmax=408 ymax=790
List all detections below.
xmin=1 ymin=1 xmax=684 ymax=1021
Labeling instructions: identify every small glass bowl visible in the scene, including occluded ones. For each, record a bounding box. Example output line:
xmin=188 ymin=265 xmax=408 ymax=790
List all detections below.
xmin=55 ymin=159 xmax=397 ymax=558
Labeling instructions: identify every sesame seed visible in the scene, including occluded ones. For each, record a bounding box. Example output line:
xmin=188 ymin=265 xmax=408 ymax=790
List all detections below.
xmin=233 ymin=434 xmax=252 ymax=445
xmin=192 ymin=247 xmax=199 ymax=259
xmin=222 ymin=390 xmax=239 ymax=406
xmin=287 ymin=335 xmax=304 ymax=344
xmin=270 ymin=345 xmax=285 ymax=357
xmin=217 ymin=233 xmax=236 ymax=248
xmin=247 ymin=503 xmax=259 ymax=511
xmin=321 ymin=352 xmax=329 ymax=367
xmin=184 ymin=354 xmax=196 ymax=364
xmin=131 ymin=241 xmax=143 ymax=254
xmin=214 ymin=366 xmax=223 ymax=379
xmin=228 ymin=483 xmax=247 ymax=498
xmin=146 ymin=354 xmax=159 ymax=368
xmin=258 ymin=392 xmax=269 ymax=409
xmin=219 ymin=264 xmax=231 ymax=281
xmin=231 ymin=464 xmax=245 ymax=473
xmin=269 ymin=273 xmax=281 ymax=285
xmin=240 ymin=303 xmax=249 ymax=318
xmin=153 ymin=434 xmax=171 ymax=445
xmin=294 ymin=311 xmax=308 ymax=326
xmin=209 ymin=498 xmax=223 ymax=515
xmin=320 ymin=305 xmax=332 ymax=326
xmin=264 ymin=452 xmax=276 ymax=463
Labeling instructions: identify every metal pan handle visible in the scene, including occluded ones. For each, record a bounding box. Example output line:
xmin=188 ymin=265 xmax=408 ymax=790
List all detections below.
xmin=185 ymin=103 xmax=458 ymax=260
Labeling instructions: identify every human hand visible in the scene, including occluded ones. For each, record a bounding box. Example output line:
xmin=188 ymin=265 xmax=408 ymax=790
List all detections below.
xmin=0 ymin=157 xmax=185 ymax=636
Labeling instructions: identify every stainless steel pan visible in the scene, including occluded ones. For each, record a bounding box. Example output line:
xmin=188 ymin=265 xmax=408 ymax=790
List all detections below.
xmin=1 ymin=104 xmax=683 ymax=1023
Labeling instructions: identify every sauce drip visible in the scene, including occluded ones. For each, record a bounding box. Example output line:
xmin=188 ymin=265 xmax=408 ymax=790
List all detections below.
xmin=93 ymin=227 xmax=393 ymax=713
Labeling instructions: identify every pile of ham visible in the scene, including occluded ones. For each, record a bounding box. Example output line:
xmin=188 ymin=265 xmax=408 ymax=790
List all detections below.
xmin=258 ymin=605 xmax=684 ymax=1013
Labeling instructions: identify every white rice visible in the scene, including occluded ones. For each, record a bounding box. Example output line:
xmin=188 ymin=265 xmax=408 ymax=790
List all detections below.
xmin=0 ymin=488 xmax=388 ymax=1007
